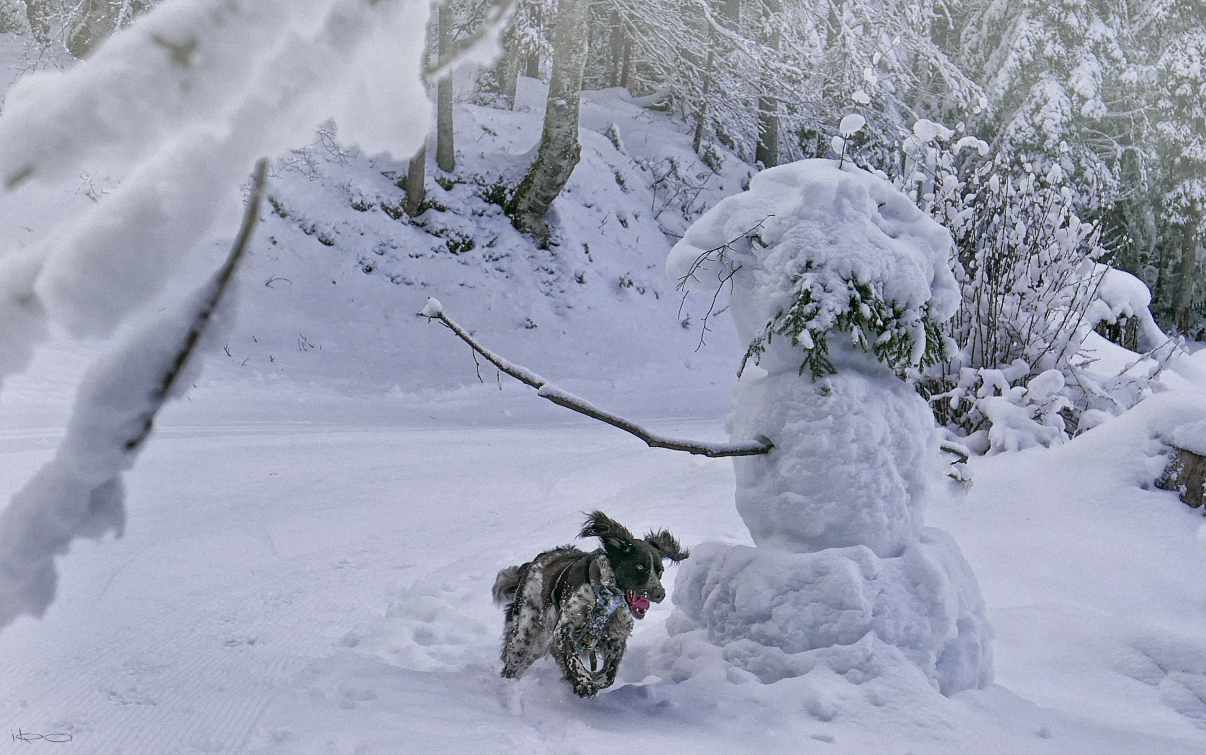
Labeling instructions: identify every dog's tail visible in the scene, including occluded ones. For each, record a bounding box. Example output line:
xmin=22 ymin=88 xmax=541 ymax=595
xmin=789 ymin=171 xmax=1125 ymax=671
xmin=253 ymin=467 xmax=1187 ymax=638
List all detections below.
xmin=492 ymin=565 xmax=522 ymax=607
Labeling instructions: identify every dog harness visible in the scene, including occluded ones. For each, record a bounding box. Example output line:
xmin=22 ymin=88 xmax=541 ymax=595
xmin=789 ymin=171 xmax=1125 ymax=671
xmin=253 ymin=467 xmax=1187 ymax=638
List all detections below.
xmin=576 ymin=582 xmax=627 ymax=651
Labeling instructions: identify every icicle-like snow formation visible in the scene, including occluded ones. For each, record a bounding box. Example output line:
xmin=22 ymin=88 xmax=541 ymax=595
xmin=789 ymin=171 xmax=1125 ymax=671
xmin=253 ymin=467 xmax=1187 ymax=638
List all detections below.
xmin=662 ymin=159 xmax=992 ymax=695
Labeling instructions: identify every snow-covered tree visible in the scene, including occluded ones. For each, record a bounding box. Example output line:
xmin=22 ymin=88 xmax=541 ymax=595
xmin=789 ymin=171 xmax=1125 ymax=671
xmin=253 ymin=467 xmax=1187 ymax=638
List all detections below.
xmin=483 ymin=0 xmax=555 ymax=107
xmin=5 ymin=0 xmax=154 ymax=58
xmin=1143 ymin=0 xmax=1206 ymax=331
xmin=955 ymin=0 xmax=1136 ymax=213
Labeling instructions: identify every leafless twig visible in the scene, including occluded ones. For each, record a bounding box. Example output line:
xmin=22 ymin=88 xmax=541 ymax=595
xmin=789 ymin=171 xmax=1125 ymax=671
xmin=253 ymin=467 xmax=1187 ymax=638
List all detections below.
xmin=676 ymin=217 xmax=769 ymax=351
xmin=420 ymin=305 xmax=773 ymax=457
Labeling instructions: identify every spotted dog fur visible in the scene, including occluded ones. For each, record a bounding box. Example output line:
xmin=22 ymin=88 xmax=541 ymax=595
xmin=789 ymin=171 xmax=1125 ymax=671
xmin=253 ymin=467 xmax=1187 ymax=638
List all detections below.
xmin=493 ymin=511 xmax=689 ymax=697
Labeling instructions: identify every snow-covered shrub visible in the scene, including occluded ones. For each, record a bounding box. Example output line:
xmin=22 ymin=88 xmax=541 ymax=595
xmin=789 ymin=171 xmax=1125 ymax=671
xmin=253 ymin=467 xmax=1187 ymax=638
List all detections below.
xmin=877 ymin=119 xmax=1172 ymax=452
xmin=664 ymin=158 xmax=992 ymax=695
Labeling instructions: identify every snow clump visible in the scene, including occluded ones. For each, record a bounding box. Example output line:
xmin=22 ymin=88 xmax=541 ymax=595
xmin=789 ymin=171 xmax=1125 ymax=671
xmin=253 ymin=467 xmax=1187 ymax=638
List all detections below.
xmin=662 ymin=159 xmax=993 ymax=695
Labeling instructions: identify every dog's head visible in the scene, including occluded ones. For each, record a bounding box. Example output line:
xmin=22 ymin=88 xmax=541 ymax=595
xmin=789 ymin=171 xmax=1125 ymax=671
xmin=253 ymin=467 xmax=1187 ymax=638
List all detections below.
xmin=580 ymin=511 xmax=689 ymax=619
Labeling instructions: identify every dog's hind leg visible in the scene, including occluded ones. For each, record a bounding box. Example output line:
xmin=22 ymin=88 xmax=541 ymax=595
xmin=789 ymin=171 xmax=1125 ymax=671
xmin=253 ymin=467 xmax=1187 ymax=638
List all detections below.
xmin=500 ymin=563 xmax=547 ymax=679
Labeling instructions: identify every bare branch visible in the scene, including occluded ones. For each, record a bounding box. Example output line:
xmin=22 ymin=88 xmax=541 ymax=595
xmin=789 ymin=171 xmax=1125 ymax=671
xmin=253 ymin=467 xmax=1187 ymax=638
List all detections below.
xmin=419 ymin=303 xmax=773 ymax=458
xmin=676 ymin=217 xmax=768 ymax=351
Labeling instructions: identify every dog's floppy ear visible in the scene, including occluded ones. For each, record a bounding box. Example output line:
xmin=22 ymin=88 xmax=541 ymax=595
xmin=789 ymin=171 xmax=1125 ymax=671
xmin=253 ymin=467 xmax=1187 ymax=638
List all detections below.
xmin=580 ymin=511 xmax=637 ymax=551
xmin=645 ymin=529 xmax=689 ymax=562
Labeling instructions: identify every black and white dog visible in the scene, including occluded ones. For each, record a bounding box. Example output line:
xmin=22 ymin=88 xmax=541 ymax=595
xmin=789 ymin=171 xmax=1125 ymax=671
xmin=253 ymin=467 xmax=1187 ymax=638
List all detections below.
xmin=492 ymin=511 xmax=689 ymax=697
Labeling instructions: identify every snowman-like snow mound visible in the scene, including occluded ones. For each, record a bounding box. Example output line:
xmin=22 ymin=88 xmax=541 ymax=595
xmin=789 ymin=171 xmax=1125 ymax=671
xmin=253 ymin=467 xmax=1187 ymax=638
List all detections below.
xmin=661 ymin=159 xmax=992 ymax=695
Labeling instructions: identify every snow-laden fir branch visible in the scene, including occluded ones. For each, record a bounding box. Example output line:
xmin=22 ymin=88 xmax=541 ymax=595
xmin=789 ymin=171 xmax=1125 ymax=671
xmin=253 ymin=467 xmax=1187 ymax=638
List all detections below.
xmin=418 ymin=300 xmax=773 ymax=458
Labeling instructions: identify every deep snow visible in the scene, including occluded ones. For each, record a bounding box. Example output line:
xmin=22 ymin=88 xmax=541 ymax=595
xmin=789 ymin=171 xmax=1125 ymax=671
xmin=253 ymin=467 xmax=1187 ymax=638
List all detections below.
xmin=1 ymin=39 xmax=1206 ymax=755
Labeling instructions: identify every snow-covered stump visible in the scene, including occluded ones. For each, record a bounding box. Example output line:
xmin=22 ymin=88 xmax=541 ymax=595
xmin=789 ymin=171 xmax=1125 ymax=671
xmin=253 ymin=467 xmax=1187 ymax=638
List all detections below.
xmin=1157 ymin=422 xmax=1206 ymax=510
xmin=660 ymin=159 xmax=992 ymax=695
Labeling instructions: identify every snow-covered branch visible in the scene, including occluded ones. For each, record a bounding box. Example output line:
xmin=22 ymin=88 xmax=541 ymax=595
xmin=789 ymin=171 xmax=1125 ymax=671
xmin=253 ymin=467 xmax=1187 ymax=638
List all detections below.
xmin=0 ymin=159 xmax=268 ymax=630
xmin=419 ymin=300 xmax=773 ymax=458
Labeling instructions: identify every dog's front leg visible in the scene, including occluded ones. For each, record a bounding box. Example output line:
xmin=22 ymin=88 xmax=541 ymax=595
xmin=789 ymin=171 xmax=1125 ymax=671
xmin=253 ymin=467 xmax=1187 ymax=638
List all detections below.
xmin=552 ymin=588 xmax=600 ymax=698
xmin=552 ymin=615 xmax=599 ymax=697
xmin=596 ymin=611 xmax=634 ymax=690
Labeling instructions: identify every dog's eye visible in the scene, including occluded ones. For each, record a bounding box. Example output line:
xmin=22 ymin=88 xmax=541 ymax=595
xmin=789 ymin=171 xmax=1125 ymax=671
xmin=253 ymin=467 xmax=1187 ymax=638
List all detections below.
xmin=636 ymin=564 xmax=645 ymax=571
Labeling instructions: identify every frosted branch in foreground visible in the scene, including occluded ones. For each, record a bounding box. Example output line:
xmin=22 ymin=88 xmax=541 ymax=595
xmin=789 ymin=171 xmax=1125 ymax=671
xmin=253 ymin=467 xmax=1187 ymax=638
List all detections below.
xmin=0 ymin=160 xmax=268 ymax=631
xmin=419 ymin=299 xmax=773 ymax=458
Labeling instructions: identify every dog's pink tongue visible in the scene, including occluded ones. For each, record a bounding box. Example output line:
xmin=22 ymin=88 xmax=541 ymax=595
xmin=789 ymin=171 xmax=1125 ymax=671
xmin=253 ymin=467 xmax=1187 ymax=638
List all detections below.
xmin=629 ymin=594 xmax=651 ymax=618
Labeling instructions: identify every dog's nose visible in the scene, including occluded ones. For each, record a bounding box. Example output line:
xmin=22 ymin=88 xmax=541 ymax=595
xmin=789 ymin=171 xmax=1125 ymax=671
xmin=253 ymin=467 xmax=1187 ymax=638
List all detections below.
xmin=649 ymin=583 xmax=666 ymax=603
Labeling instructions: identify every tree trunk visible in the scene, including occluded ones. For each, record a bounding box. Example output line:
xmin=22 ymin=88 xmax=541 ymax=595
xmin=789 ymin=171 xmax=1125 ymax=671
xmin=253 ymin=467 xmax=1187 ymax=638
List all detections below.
xmin=694 ymin=45 xmax=715 ymax=155
xmin=496 ymin=42 xmax=521 ymax=109
xmin=1174 ymin=217 xmax=1201 ymax=332
xmin=66 ymin=0 xmax=144 ymax=58
xmin=755 ymin=0 xmax=781 ymax=168
xmin=525 ymin=54 xmax=541 ymax=78
xmin=609 ymin=10 xmax=625 ymax=88
xmin=506 ymin=0 xmax=590 ymax=240
xmin=619 ymin=38 xmax=632 ymax=90
xmin=755 ymin=96 xmax=779 ymax=168
xmin=435 ymin=1 xmax=456 ymax=174
xmin=24 ymin=0 xmax=51 ymax=43
xmin=405 ymin=145 xmax=427 ymax=216
xmin=825 ymin=0 xmax=842 ymax=48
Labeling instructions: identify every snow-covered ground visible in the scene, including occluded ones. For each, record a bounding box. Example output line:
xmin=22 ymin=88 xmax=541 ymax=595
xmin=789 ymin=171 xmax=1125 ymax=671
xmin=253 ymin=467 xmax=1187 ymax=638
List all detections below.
xmin=3 ymin=43 xmax=1206 ymax=754
xmin=3 ymin=376 xmax=1206 ymax=754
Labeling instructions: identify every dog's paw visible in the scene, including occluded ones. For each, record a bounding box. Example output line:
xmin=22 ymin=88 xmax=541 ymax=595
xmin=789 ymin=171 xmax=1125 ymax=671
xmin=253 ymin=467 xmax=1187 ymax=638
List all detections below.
xmin=574 ymin=684 xmax=599 ymax=698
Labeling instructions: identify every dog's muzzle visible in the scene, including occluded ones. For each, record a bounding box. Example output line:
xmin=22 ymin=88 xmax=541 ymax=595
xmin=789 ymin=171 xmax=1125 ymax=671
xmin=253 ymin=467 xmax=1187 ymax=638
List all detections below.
xmin=625 ymin=590 xmax=652 ymax=619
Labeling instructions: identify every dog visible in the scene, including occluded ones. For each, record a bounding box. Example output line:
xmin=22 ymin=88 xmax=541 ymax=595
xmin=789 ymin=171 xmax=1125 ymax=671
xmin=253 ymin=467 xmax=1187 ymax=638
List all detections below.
xmin=492 ymin=510 xmax=689 ymax=697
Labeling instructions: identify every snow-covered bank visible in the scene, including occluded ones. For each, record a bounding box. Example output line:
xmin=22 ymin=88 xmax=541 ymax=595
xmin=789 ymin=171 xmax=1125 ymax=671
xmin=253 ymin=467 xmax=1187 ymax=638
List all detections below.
xmin=191 ymin=79 xmax=752 ymax=423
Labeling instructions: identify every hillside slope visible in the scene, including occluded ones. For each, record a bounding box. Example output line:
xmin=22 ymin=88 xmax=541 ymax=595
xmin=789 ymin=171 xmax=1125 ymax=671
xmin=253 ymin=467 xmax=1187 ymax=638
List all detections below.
xmin=189 ymin=79 xmax=754 ymax=426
